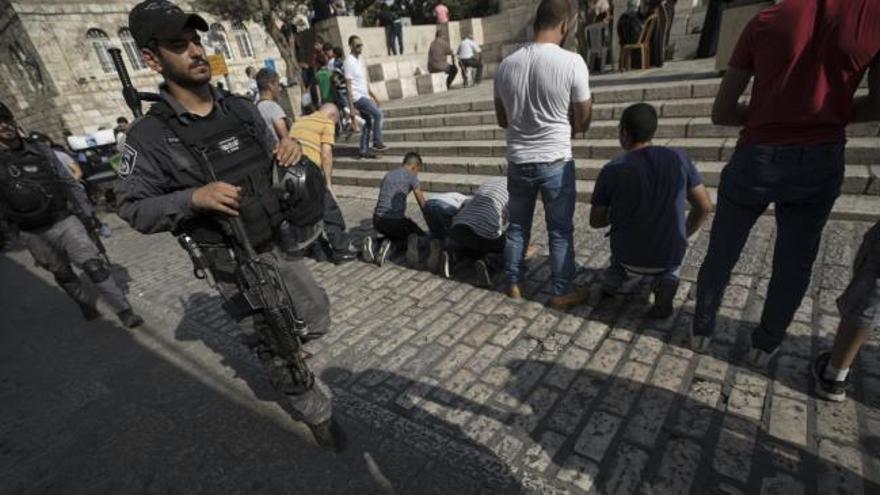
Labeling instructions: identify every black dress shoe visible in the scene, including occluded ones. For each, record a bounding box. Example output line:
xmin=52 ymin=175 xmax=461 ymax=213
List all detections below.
xmin=309 ymin=418 xmax=347 ymax=453
xmin=117 ymin=309 xmax=144 ymax=328
xmin=79 ymin=303 xmax=101 ymax=321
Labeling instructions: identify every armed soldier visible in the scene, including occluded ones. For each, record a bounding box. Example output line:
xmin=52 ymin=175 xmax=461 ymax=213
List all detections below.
xmin=116 ymin=0 xmax=343 ymax=450
xmin=0 ymin=103 xmax=143 ymax=328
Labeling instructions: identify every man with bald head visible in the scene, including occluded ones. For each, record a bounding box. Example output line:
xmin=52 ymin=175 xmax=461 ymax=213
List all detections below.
xmin=290 ymin=103 xmax=356 ymax=263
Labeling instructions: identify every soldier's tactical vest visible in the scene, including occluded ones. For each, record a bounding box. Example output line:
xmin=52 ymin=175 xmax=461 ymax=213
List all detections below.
xmin=149 ymin=97 xmax=283 ymax=251
xmin=0 ymin=147 xmax=70 ymax=231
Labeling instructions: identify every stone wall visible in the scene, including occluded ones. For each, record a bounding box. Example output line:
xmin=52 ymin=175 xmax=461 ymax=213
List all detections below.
xmin=1 ymin=0 xmax=287 ymax=140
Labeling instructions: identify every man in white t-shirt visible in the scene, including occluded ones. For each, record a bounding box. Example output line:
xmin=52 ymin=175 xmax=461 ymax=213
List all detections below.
xmin=457 ymin=34 xmax=483 ymax=86
xmin=344 ymin=35 xmax=386 ymax=160
xmin=494 ymin=0 xmax=593 ymax=309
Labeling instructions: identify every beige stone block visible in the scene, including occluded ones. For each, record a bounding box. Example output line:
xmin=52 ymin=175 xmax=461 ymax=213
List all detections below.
xmin=367 ymin=61 xmax=398 ymax=82
xmin=396 ymin=60 xmax=417 ymax=78
xmin=416 ymin=73 xmax=447 ymax=95
xmin=385 ymin=77 xmax=418 ymax=100
xmin=369 ymin=81 xmax=388 ymax=102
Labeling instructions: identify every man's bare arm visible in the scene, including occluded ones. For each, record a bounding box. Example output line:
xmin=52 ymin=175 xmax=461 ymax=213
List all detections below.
xmin=571 ymin=98 xmax=593 ymax=133
xmin=495 ymin=98 xmax=508 ymax=129
xmin=852 ymin=54 xmax=880 ymax=122
xmin=320 ymin=143 xmax=334 ymax=185
xmin=413 ymin=187 xmax=427 ymax=210
xmin=685 ymin=184 xmax=714 ymax=237
xmin=712 ymin=68 xmax=752 ymax=126
xmin=272 ymin=119 xmax=289 ymax=144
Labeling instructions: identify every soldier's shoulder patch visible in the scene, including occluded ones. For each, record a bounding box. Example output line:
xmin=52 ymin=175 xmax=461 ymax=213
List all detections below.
xmin=119 ymin=143 xmax=138 ymax=178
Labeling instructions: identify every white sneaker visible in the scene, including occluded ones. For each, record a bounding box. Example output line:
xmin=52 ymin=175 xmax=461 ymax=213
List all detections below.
xmin=689 ymin=327 xmax=711 ymax=353
xmin=406 ymin=233 xmax=420 ymax=267
xmin=426 ymin=238 xmax=441 ymax=273
xmin=376 ymin=238 xmax=392 ymax=267
xmin=440 ymin=251 xmax=452 ymax=279
xmin=362 ymin=237 xmax=374 ymax=263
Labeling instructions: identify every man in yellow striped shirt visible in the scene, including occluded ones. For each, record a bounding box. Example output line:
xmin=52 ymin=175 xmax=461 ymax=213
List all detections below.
xmin=290 ymin=104 xmax=356 ymax=263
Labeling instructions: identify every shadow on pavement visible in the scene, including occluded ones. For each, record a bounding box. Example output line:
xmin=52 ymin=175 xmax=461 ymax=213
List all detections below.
xmin=0 ymin=257 xmax=388 ymax=493
xmin=326 ymin=357 xmax=879 ymax=493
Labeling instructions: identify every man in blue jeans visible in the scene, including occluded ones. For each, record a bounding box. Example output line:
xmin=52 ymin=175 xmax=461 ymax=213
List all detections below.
xmin=343 ymin=35 xmax=387 ymax=159
xmin=692 ymin=0 xmax=880 ymax=368
xmin=494 ymin=0 xmax=593 ymax=309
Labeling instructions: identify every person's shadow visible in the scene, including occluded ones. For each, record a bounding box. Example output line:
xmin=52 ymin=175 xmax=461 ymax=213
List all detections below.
xmin=324 ymin=357 xmax=879 ymax=493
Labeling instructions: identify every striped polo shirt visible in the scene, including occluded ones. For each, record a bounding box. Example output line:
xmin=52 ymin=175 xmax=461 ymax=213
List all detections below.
xmin=451 ymin=177 xmax=509 ymax=239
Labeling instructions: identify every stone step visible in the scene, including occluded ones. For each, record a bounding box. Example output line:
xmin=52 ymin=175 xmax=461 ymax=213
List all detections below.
xmin=382 ymin=78 xmax=728 ymax=118
xmin=338 ymin=138 xmax=880 ymax=164
xmin=331 ymin=173 xmax=878 ymax=221
xmin=383 ymin=98 xmax=719 ymax=129
xmin=332 ymin=155 xmax=876 ymax=196
xmin=380 ymin=119 xmax=880 ymax=141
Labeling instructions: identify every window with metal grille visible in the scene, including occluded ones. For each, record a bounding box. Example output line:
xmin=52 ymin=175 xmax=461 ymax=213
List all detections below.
xmin=118 ymin=28 xmax=147 ymax=71
xmin=208 ymin=23 xmax=234 ymax=60
xmin=232 ymin=22 xmax=255 ymax=59
xmin=87 ymin=28 xmax=114 ymax=73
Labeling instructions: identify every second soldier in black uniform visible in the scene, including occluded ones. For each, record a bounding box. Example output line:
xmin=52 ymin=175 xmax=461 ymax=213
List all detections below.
xmin=0 ymin=103 xmax=143 ymax=328
xmin=118 ymin=0 xmax=342 ymax=450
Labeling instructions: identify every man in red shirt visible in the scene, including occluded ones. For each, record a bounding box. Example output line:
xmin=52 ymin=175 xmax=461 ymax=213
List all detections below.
xmin=692 ymin=0 xmax=880 ymax=367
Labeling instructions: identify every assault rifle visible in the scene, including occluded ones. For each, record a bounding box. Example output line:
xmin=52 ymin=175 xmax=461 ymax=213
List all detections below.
xmin=107 ymin=48 xmax=315 ymax=390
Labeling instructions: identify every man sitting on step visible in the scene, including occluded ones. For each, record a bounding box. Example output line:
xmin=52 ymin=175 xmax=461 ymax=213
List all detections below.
xmin=590 ymin=103 xmax=713 ymax=318
xmin=363 ymin=152 xmax=428 ymax=267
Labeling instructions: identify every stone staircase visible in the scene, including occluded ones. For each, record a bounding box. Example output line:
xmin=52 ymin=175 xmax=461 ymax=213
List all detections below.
xmin=332 ymin=76 xmax=879 ymax=221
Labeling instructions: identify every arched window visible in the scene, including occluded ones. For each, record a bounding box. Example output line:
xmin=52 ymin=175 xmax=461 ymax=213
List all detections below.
xmin=208 ymin=23 xmax=234 ymax=60
xmin=87 ymin=28 xmax=114 ymax=73
xmin=119 ymin=28 xmax=147 ymax=71
xmin=232 ymin=21 xmax=255 ymax=59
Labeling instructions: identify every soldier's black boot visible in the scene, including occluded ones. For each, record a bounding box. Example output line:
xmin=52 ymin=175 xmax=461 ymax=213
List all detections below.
xmin=309 ymin=418 xmax=347 ymax=453
xmin=117 ymin=309 xmax=144 ymax=328
xmin=78 ymin=303 xmax=101 ymax=321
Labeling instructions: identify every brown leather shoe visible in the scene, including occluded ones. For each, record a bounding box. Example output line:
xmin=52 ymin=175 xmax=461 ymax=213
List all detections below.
xmin=548 ymin=288 xmax=588 ymax=310
xmin=507 ymin=284 xmax=522 ymax=299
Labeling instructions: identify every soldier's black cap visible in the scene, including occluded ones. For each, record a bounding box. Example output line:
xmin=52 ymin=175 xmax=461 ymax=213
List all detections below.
xmin=129 ymin=0 xmax=209 ymax=49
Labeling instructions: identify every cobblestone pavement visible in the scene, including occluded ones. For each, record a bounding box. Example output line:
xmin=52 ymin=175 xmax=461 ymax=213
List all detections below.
xmin=3 ymin=196 xmax=879 ymax=494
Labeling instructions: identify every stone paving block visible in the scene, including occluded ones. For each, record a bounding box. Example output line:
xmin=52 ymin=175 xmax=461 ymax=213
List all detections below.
xmin=815 ymin=397 xmax=860 ymax=445
xmin=586 ymin=338 xmax=627 ymax=375
xmin=437 ymin=312 xmax=485 ymax=347
xmin=573 ymin=411 xmax=623 ymax=462
xmin=630 ymin=331 xmax=665 ymax=365
xmin=466 ymin=344 xmax=504 ymax=374
xmin=816 ymin=438 xmax=865 ymax=495
xmin=694 ymin=352 xmax=729 ymax=382
xmin=651 ymin=354 xmax=690 ymax=393
xmin=488 ymin=431 xmax=525 ymax=467
xmin=640 ymin=438 xmax=704 ymax=495
xmin=599 ymin=361 xmax=652 ymax=416
xmin=556 ymin=454 xmax=600 ymax=493
xmin=713 ymin=416 xmax=758 ymax=483
xmin=759 ymin=473 xmax=805 ymax=495
xmin=386 ymin=77 xmax=419 ymax=100
xmin=462 ymin=321 xmax=500 ymax=348
xmin=768 ymin=395 xmax=808 ymax=447
xmin=548 ymin=374 xmax=605 ymax=434
xmin=526 ymin=311 xmax=559 ymax=341
xmin=726 ymin=371 xmax=768 ymax=422
xmin=490 ymin=317 xmax=529 ymax=348
xmin=624 ymin=388 xmax=676 ymax=448
xmin=602 ymin=443 xmax=651 ymax=495
xmin=523 ymin=430 xmax=566 ymax=473
xmin=542 ymin=347 xmax=591 ymax=390
xmin=431 ymin=344 xmax=477 ymax=380
xmin=514 ymin=386 xmax=560 ymax=433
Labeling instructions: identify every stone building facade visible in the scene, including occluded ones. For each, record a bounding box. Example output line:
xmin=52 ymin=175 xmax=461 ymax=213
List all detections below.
xmin=0 ymin=0 xmax=286 ymax=139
